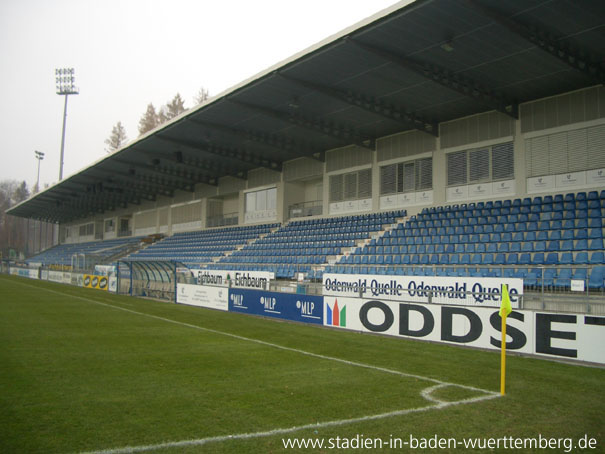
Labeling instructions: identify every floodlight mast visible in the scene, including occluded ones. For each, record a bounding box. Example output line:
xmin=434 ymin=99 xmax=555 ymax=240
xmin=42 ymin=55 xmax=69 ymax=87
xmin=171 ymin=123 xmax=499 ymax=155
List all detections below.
xmin=55 ymin=68 xmax=79 ymax=181
xmin=34 ymin=150 xmax=45 ymax=192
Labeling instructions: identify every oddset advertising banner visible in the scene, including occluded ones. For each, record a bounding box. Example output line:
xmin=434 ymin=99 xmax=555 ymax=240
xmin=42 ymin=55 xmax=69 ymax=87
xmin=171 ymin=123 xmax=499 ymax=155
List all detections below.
xmin=323 ymin=273 xmax=523 ymax=308
xmin=324 ymin=296 xmax=605 ymax=364
xmin=228 ymin=288 xmax=324 ymax=325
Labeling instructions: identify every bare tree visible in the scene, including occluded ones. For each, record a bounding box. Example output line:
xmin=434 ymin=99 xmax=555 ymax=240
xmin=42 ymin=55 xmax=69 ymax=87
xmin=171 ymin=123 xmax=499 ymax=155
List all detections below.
xmin=193 ymin=87 xmax=210 ymax=105
xmin=0 ymin=180 xmax=30 ymax=258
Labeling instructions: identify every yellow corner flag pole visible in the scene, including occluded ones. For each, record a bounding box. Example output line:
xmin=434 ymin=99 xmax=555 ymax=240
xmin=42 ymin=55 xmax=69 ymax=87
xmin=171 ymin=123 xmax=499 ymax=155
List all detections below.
xmin=500 ymin=284 xmax=512 ymax=395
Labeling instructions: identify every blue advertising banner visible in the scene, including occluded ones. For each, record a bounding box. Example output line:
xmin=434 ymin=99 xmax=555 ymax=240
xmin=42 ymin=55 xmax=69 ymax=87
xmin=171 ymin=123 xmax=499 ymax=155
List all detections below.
xmin=228 ymin=289 xmax=324 ymax=325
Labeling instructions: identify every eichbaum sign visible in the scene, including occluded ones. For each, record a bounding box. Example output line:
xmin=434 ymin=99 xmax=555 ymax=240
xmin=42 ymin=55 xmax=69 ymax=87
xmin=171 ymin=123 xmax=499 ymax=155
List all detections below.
xmin=323 ymin=273 xmax=523 ymax=308
xmin=191 ymin=269 xmax=274 ymax=290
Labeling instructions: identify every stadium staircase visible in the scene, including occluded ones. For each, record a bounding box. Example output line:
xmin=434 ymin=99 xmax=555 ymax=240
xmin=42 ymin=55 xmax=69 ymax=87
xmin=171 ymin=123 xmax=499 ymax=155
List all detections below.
xmin=125 ymin=224 xmax=279 ymax=265
xmin=208 ymin=210 xmax=406 ymax=279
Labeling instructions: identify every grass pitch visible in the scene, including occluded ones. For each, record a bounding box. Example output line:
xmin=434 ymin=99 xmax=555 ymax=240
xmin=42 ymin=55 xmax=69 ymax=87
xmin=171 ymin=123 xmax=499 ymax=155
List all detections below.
xmin=0 ymin=275 xmax=603 ymax=453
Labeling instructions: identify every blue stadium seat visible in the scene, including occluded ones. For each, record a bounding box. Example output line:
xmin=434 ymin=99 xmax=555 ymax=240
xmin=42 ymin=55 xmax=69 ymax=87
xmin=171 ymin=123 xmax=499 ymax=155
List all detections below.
xmin=554 ymin=269 xmax=572 ymax=289
xmin=559 ymin=252 xmax=572 ymax=264
xmin=545 ymin=252 xmax=559 ymax=265
xmin=588 ymin=267 xmax=605 ymax=289
xmin=506 ymin=253 xmax=519 ymax=265
xmin=590 ymin=251 xmax=605 ymax=264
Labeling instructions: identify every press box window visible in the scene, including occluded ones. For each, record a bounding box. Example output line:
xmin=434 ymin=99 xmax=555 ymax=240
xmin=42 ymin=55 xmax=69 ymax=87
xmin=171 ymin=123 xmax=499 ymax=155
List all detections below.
xmin=379 ymin=158 xmax=432 ymax=195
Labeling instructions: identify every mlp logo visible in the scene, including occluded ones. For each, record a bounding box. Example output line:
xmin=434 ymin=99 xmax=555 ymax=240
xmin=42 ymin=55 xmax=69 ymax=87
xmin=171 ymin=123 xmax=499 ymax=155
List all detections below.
xmin=326 ymin=300 xmax=346 ymax=327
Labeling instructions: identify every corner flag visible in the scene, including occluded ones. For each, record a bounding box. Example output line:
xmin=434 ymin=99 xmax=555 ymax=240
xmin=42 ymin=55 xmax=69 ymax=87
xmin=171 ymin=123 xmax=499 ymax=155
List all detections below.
xmin=499 ymin=284 xmax=512 ymax=318
xmin=499 ymin=283 xmax=512 ymax=395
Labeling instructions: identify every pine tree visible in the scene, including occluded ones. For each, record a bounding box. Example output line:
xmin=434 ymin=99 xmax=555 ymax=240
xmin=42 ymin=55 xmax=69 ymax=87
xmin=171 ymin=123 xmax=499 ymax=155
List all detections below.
xmin=157 ymin=105 xmax=169 ymax=125
xmin=165 ymin=93 xmax=186 ymax=120
xmin=104 ymin=121 xmax=128 ymax=153
xmin=138 ymin=103 xmax=159 ymax=136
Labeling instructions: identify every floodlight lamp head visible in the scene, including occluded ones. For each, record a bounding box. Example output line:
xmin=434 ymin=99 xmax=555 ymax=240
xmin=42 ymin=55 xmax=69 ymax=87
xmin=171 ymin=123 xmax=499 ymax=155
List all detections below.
xmin=54 ymin=67 xmax=79 ymax=95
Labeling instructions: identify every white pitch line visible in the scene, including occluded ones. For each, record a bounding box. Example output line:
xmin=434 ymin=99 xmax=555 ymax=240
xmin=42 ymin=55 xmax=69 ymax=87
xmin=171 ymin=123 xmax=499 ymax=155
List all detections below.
xmin=79 ymin=389 xmax=498 ymax=454
xmin=4 ymin=279 xmax=501 ymax=453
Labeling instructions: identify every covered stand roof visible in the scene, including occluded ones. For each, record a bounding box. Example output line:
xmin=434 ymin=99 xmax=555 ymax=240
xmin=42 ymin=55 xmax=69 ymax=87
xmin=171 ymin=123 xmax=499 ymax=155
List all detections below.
xmin=8 ymin=0 xmax=605 ymax=223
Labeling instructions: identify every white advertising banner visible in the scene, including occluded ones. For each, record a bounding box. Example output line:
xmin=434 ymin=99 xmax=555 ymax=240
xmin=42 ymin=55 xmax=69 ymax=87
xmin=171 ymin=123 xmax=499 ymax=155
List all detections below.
xmin=324 ymin=297 xmax=605 ymax=364
xmin=323 ymin=273 xmax=523 ymax=308
xmin=527 ymin=175 xmax=555 ymax=193
xmin=330 ymin=199 xmax=372 ymax=215
xmin=492 ymin=179 xmax=515 ymax=196
xmin=191 ymin=269 xmax=274 ymax=290
xmin=380 ymin=191 xmax=434 ymax=210
xmin=108 ymin=276 xmax=118 ymax=293
xmin=528 ymin=168 xmax=605 ymax=194
xmin=10 ymin=267 xmax=39 ymax=279
xmin=447 ymin=180 xmax=515 ymax=202
xmin=177 ymin=283 xmax=228 ymax=311
xmin=47 ymin=270 xmax=71 ymax=284
xmin=48 ymin=270 xmax=64 ymax=283
xmin=587 ymin=168 xmax=605 ymax=186
xmin=468 ymin=183 xmax=493 ymax=199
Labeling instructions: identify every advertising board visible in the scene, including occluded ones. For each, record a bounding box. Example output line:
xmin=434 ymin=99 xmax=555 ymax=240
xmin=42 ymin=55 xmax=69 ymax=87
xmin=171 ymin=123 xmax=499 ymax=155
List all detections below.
xmin=10 ymin=267 xmax=39 ymax=279
xmin=82 ymin=274 xmax=108 ymax=291
xmin=323 ymin=273 xmax=523 ymax=308
xmin=228 ymin=288 xmax=324 ymax=325
xmin=191 ymin=269 xmax=274 ymax=290
xmin=176 ymin=283 xmax=228 ymax=311
xmin=323 ymin=296 xmax=605 ymax=364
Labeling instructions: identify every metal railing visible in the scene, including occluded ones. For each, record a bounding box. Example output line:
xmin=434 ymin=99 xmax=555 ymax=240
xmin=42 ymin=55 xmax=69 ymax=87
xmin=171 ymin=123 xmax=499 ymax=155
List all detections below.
xmin=207 ymin=213 xmax=239 ymax=228
xmin=288 ymin=201 xmax=323 ymax=219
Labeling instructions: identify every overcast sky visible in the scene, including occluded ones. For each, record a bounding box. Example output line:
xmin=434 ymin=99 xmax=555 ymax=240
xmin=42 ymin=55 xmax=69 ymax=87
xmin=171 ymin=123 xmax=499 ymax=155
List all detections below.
xmin=0 ymin=0 xmax=401 ymax=192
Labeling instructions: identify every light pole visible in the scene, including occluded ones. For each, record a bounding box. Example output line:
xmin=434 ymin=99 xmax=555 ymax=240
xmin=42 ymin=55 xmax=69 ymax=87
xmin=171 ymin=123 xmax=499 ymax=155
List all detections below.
xmin=34 ymin=150 xmax=45 ymax=192
xmin=55 ymin=68 xmax=79 ymax=181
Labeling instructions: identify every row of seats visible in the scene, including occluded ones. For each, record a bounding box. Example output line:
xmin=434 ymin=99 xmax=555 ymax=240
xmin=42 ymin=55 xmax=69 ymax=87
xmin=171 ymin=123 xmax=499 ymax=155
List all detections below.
xmin=421 ymin=191 xmax=604 ymax=214
xmin=415 ymin=207 xmax=605 ymax=224
xmin=26 ymin=237 xmax=143 ymax=266
xmin=404 ymin=217 xmax=604 ymax=232
xmin=127 ymin=223 xmax=277 ymax=264
xmin=343 ymin=250 xmax=605 ymax=266
xmin=217 ymin=210 xmax=405 ymax=278
xmin=379 ymin=234 xmax=604 ymax=247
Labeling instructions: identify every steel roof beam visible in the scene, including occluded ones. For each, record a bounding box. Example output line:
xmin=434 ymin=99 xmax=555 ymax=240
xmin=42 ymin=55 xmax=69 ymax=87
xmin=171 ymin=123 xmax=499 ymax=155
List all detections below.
xmin=154 ymin=134 xmax=282 ymax=173
xmin=129 ymin=149 xmax=219 ymax=186
xmin=186 ymin=118 xmax=325 ymax=161
xmin=278 ymin=73 xmax=438 ymax=137
xmin=466 ymin=0 xmax=605 ymax=84
xmin=348 ymin=38 xmax=519 ymax=119
xmin=112 ymin=158 xmax=195 ymax=193
xmin=85 ymin=167 xmax=181 ymax=197
xmin=229 ymin=99 xmax=376 ymax=150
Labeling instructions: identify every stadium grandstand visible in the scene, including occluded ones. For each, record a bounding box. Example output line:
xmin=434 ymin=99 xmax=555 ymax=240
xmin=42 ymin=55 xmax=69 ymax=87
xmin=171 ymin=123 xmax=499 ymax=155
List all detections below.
xmin=5 ymin=0 xmax=605 ymax=308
